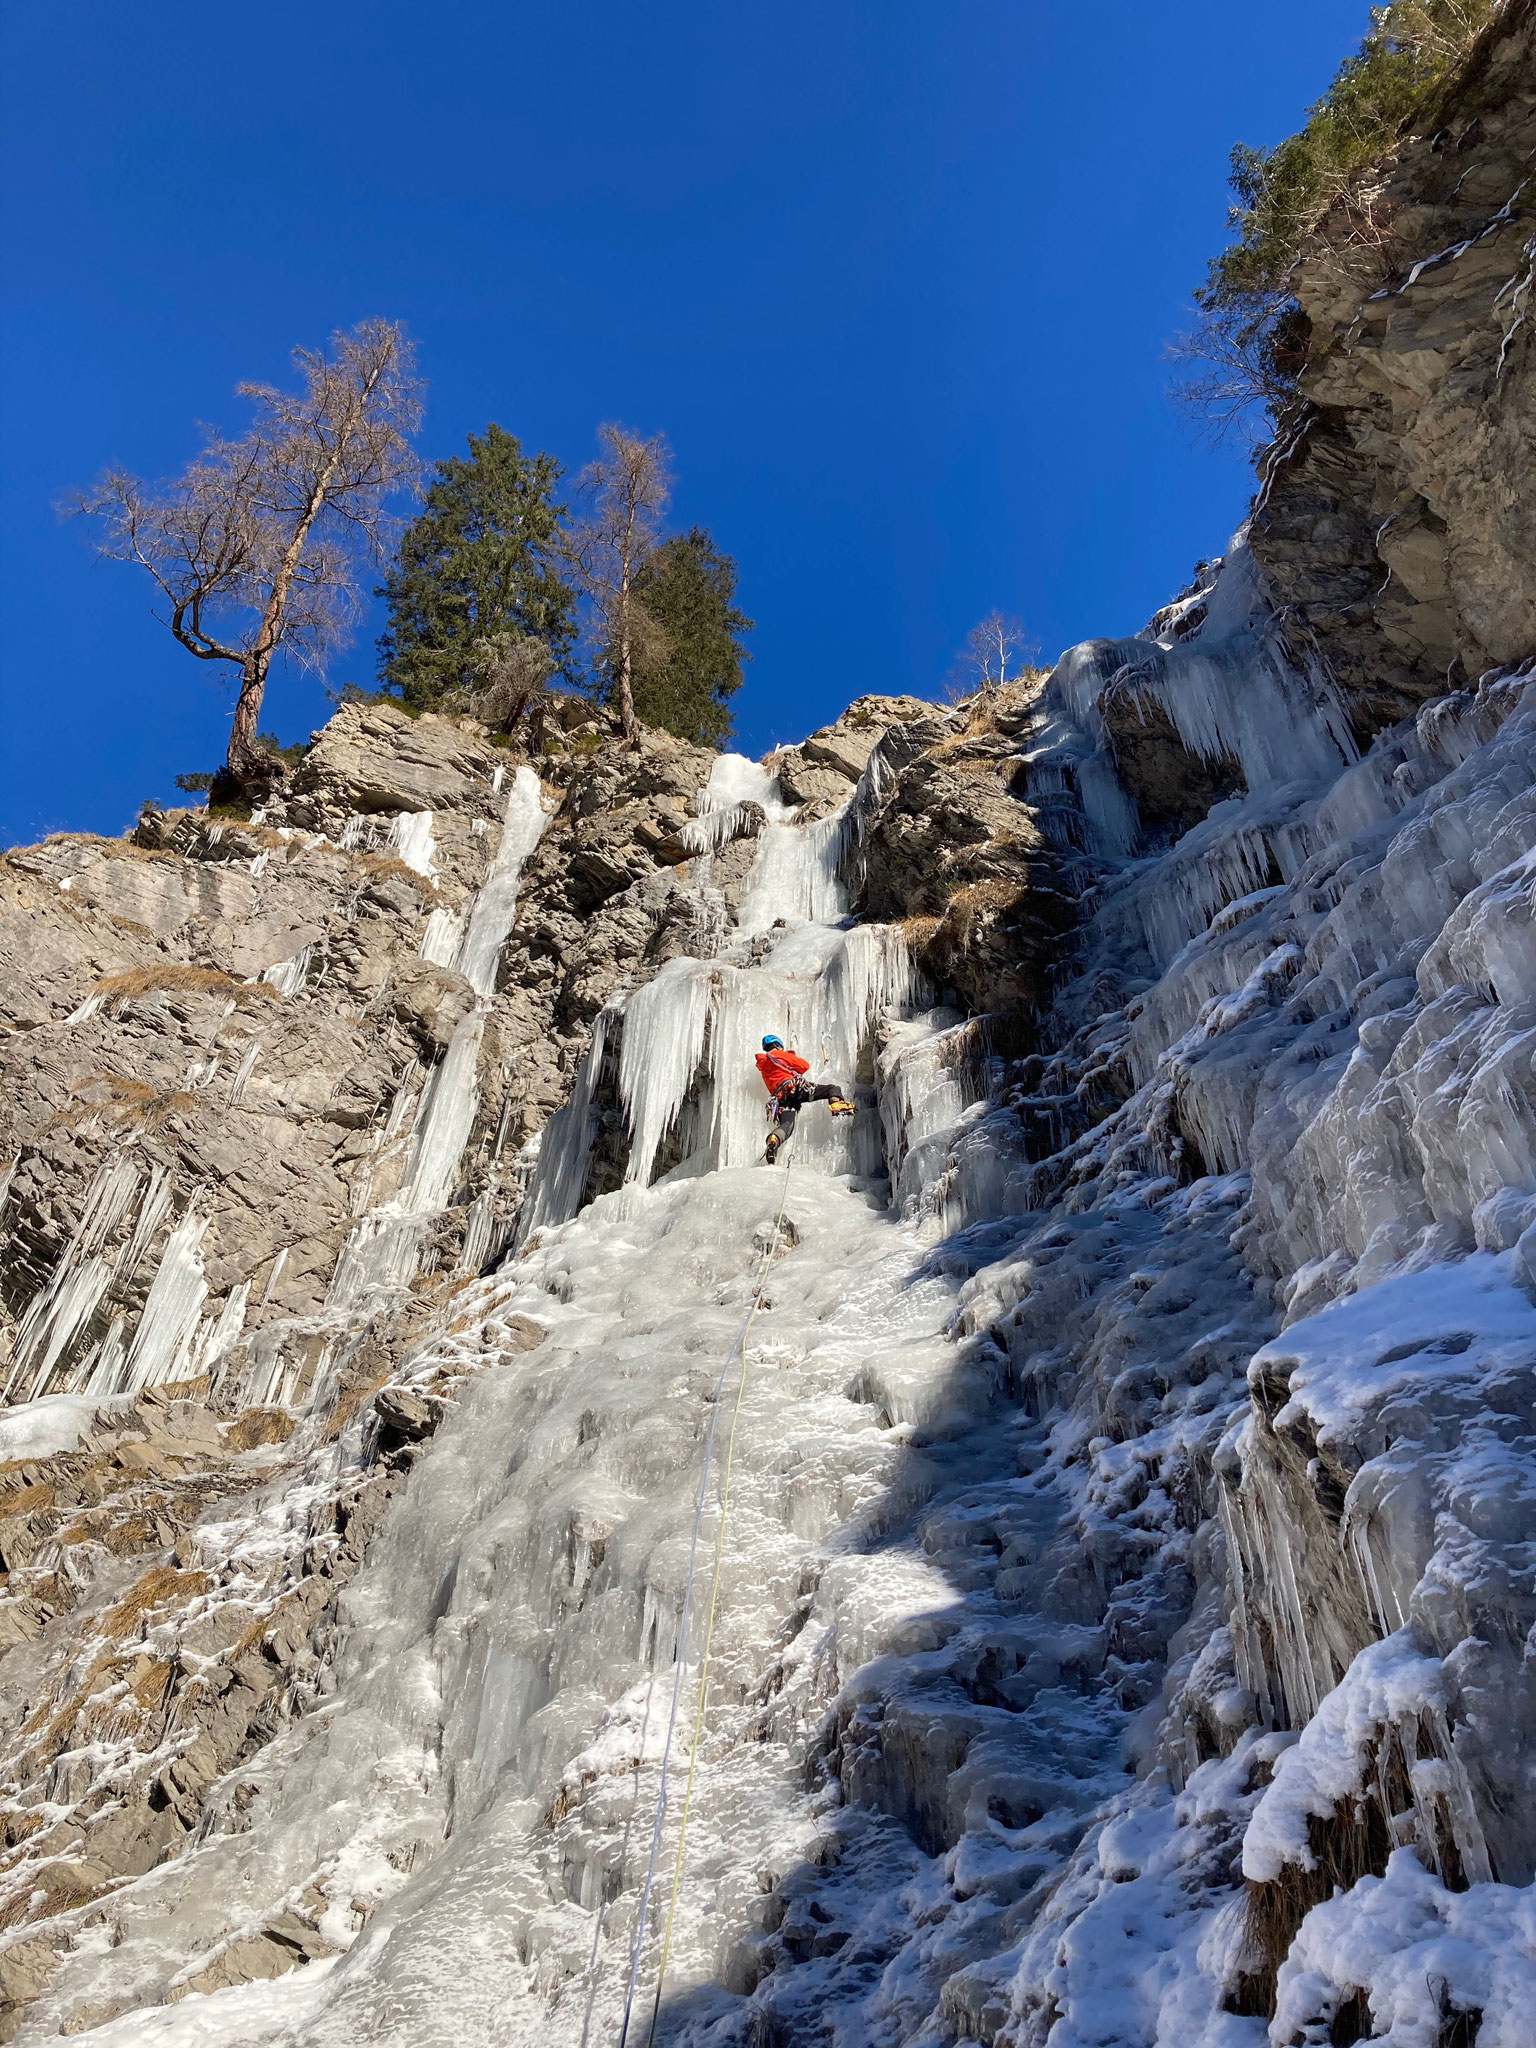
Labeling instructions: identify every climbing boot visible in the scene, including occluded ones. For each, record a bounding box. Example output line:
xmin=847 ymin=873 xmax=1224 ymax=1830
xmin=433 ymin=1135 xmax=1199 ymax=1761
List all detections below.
xmin=828 ymin=1096 xmax=856 ymax=1118
xmin=763 ymin=1130 xmax=784 ymax=1165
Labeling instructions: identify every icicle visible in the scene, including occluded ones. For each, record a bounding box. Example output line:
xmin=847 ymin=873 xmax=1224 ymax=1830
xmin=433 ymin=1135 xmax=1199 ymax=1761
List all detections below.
xmin=80 ymin=1312 xmax=129 ymax=1397
xmin=261 ymin=1247 xmax=289 ymax=1305
xmin=261 ymin=946 xmax=313 ymax=997
xmin=619 ymin=962 xmax=715 ymax=1187
xmin=519 ymin=1013 xmax=614 ymax=1236
xmin=5 ymin=1155 xmax=151 ymax=1400
xmin=191 ymin=1281 xmax=250 ymax=1375
xmin=696 ymin=753 xmax=796 ymax=824
xmin=419 ymin=907 xmax=462 ymax=967
xmin=736 ymin=812 xmax=848 ymax=934
xmin=401 ymin=1013 xmax=488 ymax=1215
xmin=322 ymin=772 xmax=549 ymax=1312
xmin=454 ymin=768 xmax=549 ymax=997
xmin=228 ymin=1039 xmax=262 ymax=1106
xmin=388 ymin=811 xmax=437 ymax=876
xmin=7 ymin=1256 xmax=116 ymax=1403
xmin=120 ymin=1206 xmax=211 ymax=1392
xmin=457 ymin=1193 xmax=497 ymax=1276
xmin=678 ymin=803 xmax=763 ymax=857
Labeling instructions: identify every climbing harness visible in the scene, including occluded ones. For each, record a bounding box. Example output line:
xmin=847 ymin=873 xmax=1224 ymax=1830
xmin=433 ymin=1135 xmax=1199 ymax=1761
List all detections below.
xmin=615 ymin=1151 xmax=796 ymax=2048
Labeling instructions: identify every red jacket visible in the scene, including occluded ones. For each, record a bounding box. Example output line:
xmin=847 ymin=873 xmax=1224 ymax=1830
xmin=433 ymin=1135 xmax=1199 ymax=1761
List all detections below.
xmin=755 ymin=1047 xmax=809 ymax=1098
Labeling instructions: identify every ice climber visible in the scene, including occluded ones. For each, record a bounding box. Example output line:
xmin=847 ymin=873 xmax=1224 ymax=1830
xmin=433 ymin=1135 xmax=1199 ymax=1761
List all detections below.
xmin=755 ymin=1034 xmax=855 ymax=1164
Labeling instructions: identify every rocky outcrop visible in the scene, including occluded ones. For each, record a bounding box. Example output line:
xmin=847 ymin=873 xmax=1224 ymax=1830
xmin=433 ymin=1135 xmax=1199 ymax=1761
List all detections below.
xmin=0 ymin=700 xmax=722 ymax=1390
xmin=853 ymin=683 xmax=1079 ymax=1013
xmin=770 ymin=694 xmax=935 ymax=820
xmin=1252 ymin=0 xmax=1536 ymax=736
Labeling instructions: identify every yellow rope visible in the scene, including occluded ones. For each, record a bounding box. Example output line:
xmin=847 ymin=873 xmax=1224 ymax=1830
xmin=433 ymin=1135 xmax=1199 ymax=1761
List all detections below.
xmin=640 ymin=1159 xmax=793 ymax=2045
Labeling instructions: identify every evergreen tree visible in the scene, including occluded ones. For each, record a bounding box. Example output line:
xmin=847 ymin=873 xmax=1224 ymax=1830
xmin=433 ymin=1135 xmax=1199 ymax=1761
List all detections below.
xmin=377 ymin=423 xmax=575 ymax=708
xmin=629 ymin=527 xmax=752 ymax=746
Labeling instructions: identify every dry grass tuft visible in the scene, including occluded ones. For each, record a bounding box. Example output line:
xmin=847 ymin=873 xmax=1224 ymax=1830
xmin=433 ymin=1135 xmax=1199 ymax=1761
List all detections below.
xmin=102 ymin=1565 xmax=210 ymax=1641
xmin=0 ymin=1858 xmax=110 ymax=1932
xmin=935 ymin=880 xmax=1028 ymax=947
xmin=221 ymin=1408 xmax=298 ymax=1452
xmin=1231 ymin=1789 xmax=1400 ymax=2019
xmin=71 ymin=1072 xmax=156 ymax=1108
xmin=349 ymin=851 xmax=433 ymax=898
xmin=316 ymin=1370 xmax=393 ymax=1442
xmin=45 ymin=833 xmax=179 ymax=864
xmin=92 ymin=964 xmax=279 ymax=1007
xmin=0 ymin=1482 xmax=56 ymax=1518
xmin=143 ymin=1375 xmax=211 ymax=1405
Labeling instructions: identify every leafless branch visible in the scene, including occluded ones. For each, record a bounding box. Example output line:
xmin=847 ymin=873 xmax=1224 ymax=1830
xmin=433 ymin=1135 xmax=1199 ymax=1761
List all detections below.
xmin=69 ymin=318 xmax=422 ymax=786
xmin=564 ymin=423 xmax=672 ymax=741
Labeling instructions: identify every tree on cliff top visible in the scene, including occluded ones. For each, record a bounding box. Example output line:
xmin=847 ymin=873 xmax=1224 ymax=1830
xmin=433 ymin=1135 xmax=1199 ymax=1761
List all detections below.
xmin=948 ymin=612 xmax=1038 ymax=702
xmin=74 ymin=320 xmax=421 ymax=792
xmin=629 ymin=528 xmax=752 ymax=747
xmin=1177 ymin=0 xmax=1500 ymax=437
xmin=376 ymin=423 xmax=574 ymax=711
xmin=566 ymin=424 xmax=673 ymax=742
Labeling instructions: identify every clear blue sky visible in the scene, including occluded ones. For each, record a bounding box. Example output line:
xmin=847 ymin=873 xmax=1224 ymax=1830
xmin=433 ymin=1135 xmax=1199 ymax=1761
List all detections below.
xmin=1 ymin=1 xmax=1364 ymax=843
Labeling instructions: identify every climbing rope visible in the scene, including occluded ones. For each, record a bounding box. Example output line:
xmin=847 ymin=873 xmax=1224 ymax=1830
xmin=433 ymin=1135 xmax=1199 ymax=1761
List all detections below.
xmin=578 ymin=1668 xmax=657 ymax=2048
xmin=616 ymin=1150 xmax=795 ymax=2048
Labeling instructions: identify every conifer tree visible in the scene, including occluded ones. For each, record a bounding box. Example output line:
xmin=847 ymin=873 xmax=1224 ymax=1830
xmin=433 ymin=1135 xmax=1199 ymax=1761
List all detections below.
xmin=629 ymin=526 xmax=752 ymax=747
xmin=377 ymin=423 xmax=574 ymax=709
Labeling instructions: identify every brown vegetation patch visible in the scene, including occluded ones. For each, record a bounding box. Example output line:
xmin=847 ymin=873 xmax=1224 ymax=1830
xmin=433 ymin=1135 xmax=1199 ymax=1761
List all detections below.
xmin=316 ymin=1370 xmax=393 ymax=1442
xmin=19 ymin=1650 xmax=117 ymax=1750
xmin=145 ymin=1376 xmax=212 ymax=1405
xmin=0 ymin=1484 xmax=55 ymax=1520
xmin=69 ymin=1073 xmax=156 ymax=1109
xmin=221 ymin=1408 xmax=298 ymax=1452
xmin=349 ymin=851 xmax=434 ymax=898
xmin=1231 ymin=1788 xmax=1400 ymax=2018
xmin=0 ymin=1858 xmax=111 ymax=1934
xmin=125 ymin=1655 xmax=174 ymax=1712
xmin=45 ymin=834 xmax=179 ymax=865
xmin=102 ymin=1565 xmax=210 ymax=1641
xmin=54 ymin=1071 xmax=210 ymax=1140
xmin=98 ymin=1513 xmax=163 ymax=1558
xmin=935 ymin=878 xmax=1029 ymax=945
xmin=92 ymin=965 xmax=279 ymax=1008
xmin=0 ymin=1811 xmax=49 ymax=1854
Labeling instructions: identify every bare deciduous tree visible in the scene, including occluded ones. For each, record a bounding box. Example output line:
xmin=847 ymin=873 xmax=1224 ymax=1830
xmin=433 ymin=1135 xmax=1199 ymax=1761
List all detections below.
xmin=948 ymin=611 xmax=1038 ymax=702
xmin=566 ymin=424 xmax=672 ymax=741
xmin=74 ymin=319 xmax=422 ymax=789
xmin=470 ymin=630 xmax=556 ymax=731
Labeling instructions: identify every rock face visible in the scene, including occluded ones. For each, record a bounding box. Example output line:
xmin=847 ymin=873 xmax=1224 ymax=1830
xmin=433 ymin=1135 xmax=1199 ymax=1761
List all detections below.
xmin=0 ymin=686 xmax=1006 ymax=2039
xmin=1251 ymin=0 xmax=1536 ymax=736
xmin=0 ymin=25 xmax=1533 ymax=2046
xmin=856 ymin=684 xmax=1082 ymax=1014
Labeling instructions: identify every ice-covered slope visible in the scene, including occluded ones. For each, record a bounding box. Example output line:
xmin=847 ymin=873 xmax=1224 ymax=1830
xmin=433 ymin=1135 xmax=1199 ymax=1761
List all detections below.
xmin=2 ymin=513 xmax=1534 ymax=2043
xmin=3 ymin=12 xmax=1536 ymax=2010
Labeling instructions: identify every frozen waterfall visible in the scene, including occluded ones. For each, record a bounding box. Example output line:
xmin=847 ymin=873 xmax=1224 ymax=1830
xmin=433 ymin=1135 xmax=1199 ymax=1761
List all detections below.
xmin=28 ymin=572 xmax=1536 ymax=2048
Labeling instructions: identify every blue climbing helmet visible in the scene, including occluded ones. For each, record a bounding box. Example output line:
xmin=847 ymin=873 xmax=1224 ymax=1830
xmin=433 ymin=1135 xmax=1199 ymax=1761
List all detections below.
xmin=762 ymin=1034 xmax=784 ymax=1050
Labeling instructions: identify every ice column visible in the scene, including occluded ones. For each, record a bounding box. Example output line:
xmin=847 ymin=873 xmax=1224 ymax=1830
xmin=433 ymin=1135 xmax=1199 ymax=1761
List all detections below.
xmin=329 ymin=768 xmax=549 ymax=1306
